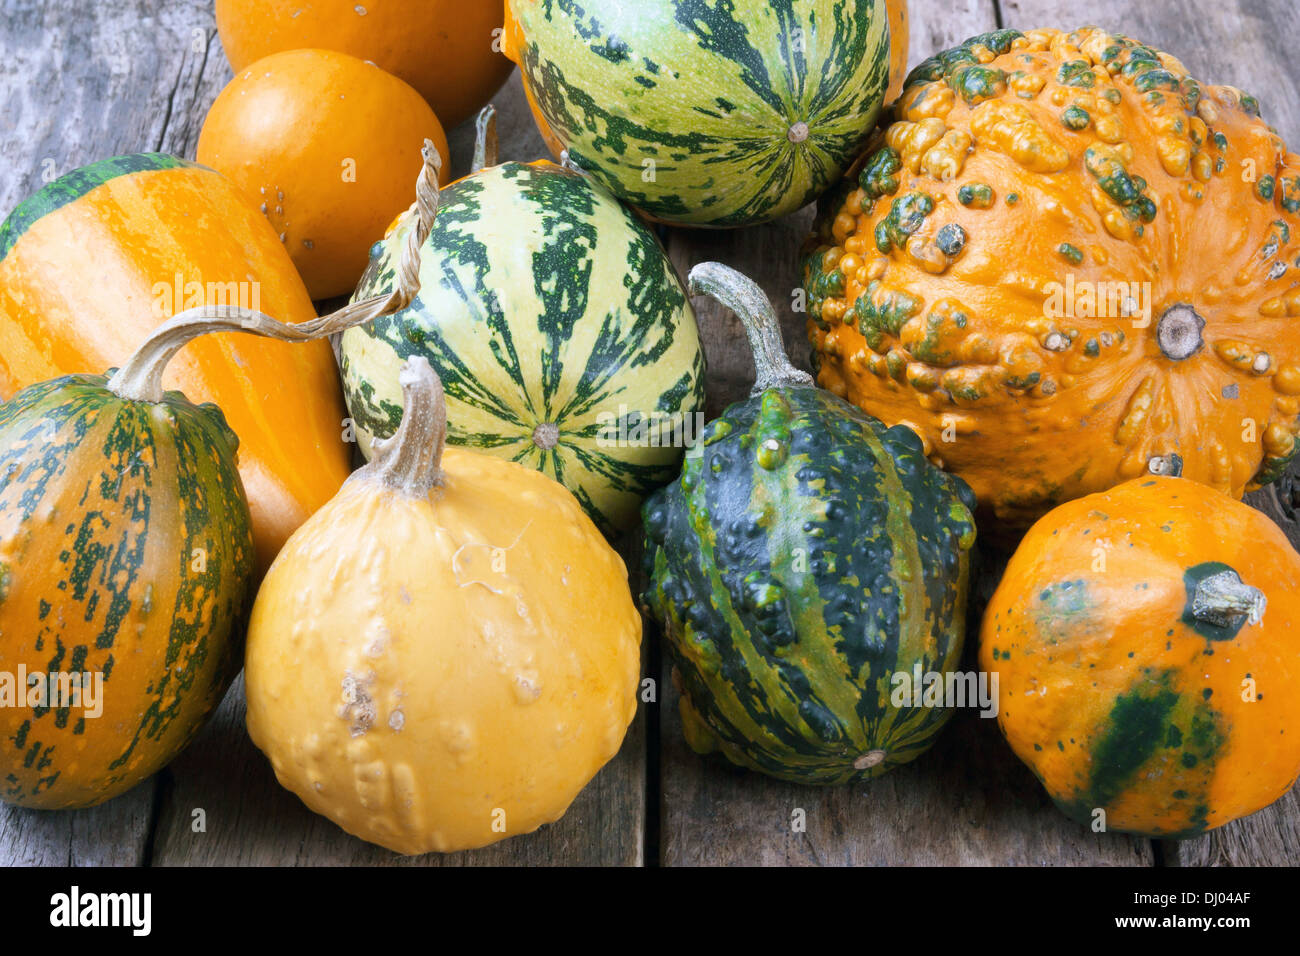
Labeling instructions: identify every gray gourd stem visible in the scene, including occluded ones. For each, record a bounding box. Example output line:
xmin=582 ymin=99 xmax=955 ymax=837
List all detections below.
xmin=352 ymin=356 xmax=447 ymax=498
xmin=1145 ymin=457 xmax=1264 ymax=626
xmin=106 ymin=140 xmax=443 ymax=403
xmin=687 ymin=261 xmax=813 ymax=395
xmin=471 ymin=105 xmax=498 ymax=173
xmin=1156 ymin=304 xmax=1205 ymax=361
xmin=1191 ymin=569 xmax=1267 ymax=629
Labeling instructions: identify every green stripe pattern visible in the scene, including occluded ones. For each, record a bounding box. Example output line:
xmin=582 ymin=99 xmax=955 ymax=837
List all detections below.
xmin=642 ymin=387 xmax=977 ymax=784
xmin=341 ymin=161 xmax=706 ymax=536
xmin=512 ymin=0 xmax=891 ymax=226
xmin=0 ymin=153 xmax=197 ymax=264
xmin=0 ymin=375 xmax=251 ymax=807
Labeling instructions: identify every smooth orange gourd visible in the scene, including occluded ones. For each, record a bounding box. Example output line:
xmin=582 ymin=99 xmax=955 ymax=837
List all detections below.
xmin=980 ymin=474 xmax=1300 ymax=837
xmin=245 ymin=358 xmax=641 ymax=854
xmin=0 ymin=154 xmax=348 ymax=573
xmin=214 ymin=0 xmax=514 ymax=129
xmin=804 ymin=27 xmax=1300 ymax=527
xmin=197 ymin=49 xmax=450 ymax=300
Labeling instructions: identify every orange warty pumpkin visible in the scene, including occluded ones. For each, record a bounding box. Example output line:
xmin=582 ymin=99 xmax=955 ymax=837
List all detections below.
xmin=885 ymin=0 xmax=909 ymax=102
xmin=803 ymin=28 xmax=1300 ymax=527
xmin=198 ymin=49 xmax=450 ymax=301
xmin=214 ymin=0 xmax=514 ymax=129
xmin=980 ymin=474 xmax=1300 ymax=837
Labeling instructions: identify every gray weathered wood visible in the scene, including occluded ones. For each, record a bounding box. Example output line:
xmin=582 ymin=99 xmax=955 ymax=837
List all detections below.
xmin=0 ymin=783 xmax=156 ymax=866
xmin=0 ymin=0 xmax=227 ymax=214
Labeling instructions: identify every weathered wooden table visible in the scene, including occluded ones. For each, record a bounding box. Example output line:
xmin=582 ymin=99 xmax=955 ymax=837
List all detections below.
xmin=1 ymin=0 xmax=1298 ymax=866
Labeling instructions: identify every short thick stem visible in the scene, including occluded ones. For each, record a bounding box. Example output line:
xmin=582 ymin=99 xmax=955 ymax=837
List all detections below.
xmin=1157 ymin=304 xmax=1205 ymax=361
xmin=106 ymin=140 xmax=443 ymax=403
xmin=354 ymin=356 xmax=447 ymax=497
xmin=687 ymin=261 xmax=813 ymax=395
xmin=1147 ymin=453 xmax=1184 ymax=477
xmin=1191 ymin=569 xmax=1266 ymax=630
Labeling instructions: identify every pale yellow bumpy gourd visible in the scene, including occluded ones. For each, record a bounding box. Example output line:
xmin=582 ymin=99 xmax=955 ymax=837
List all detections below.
xmin=244 ymin=357 xmax=642 ymax=855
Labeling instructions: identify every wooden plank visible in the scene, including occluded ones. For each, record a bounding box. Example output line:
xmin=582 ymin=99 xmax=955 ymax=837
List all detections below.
xmin=0 ymin=0 xmax=225 ymax=868
xmin=0 ymin=784 xmax=156 ymax=866
xmin=0 ymin=0 xmax=227 ymax=214
xmin=656 ymin=0 xmax=1148 ymax=867
xmin=1006 ymin=0 xmax=1300 ymax=868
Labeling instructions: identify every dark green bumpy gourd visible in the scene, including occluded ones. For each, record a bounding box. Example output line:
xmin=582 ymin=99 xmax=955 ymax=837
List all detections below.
xmin=642 ymin=262 xmax=978 ymax=785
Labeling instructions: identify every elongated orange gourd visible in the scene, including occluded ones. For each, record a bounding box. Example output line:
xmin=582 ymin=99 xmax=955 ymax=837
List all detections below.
xmin=0 ymin=155 xmax=350 ymax=572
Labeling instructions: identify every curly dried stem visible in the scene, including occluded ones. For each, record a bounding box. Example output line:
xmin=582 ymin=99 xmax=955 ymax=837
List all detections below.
xmin=107 ymin=140 xmax=443 ymax=403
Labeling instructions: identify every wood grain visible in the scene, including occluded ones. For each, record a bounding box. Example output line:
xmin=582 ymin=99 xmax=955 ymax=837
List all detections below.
xmin=0 ymin=0 xmax=228 ymax=214
xmin=0 ymin=783 xmax=156 ymax=867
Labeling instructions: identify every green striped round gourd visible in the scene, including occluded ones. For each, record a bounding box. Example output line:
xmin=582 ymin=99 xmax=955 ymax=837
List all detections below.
xmin=642 ymin=263 xmax=977 ymax=784
xmin=505 ymin=0 xmax=892 ymax=227
xmin=0 ymin=373 xmax=252 ymax=808
xmin=340 ymin=159 xmax=705 ymax=536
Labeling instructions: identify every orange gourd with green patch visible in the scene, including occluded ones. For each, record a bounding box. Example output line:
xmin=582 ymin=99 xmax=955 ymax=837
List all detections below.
xmin=803 ymin=28 xmax=1300 ymax=527
xmin=980 ymin=472 xmax=1300 ymax=837
xmin=0 ymin=154 xmax=349 ymax=573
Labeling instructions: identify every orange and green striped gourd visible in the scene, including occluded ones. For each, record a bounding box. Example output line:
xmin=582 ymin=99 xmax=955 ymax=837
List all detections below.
xmin=0 ymin=153 xmax=350 ymax=572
